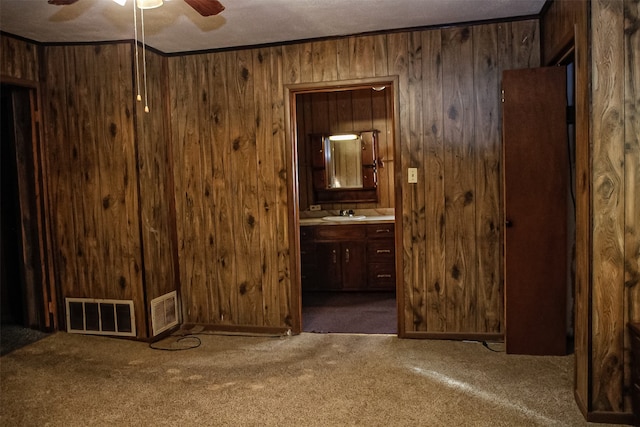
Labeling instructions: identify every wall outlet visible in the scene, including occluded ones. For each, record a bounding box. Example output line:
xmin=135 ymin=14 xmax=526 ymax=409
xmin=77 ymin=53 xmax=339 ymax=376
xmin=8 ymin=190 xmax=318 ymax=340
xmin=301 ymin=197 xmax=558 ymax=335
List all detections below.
xmin=408 ymin=168 xmax=418 ymax=184
xmin=309 ymin=204 xmax=322 ymax=211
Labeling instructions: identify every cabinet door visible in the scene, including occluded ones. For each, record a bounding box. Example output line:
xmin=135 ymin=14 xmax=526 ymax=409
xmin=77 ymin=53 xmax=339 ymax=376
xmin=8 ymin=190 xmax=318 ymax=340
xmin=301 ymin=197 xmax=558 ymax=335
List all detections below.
xmin=316 ymin=242 xmax=342 ymax=289
xmin=310 ymin=134 xmax=327 ymax=190
xmin=361 ymin=131 xmax=377 ymax=189
xmin=341 ymin=241 xmax=366 ymax=290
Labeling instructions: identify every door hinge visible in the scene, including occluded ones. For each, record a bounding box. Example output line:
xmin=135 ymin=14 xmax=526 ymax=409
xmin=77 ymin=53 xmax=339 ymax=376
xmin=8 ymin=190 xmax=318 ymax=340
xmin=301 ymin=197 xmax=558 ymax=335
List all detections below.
xmin=501 ymin=89 xmax=505 ymax=103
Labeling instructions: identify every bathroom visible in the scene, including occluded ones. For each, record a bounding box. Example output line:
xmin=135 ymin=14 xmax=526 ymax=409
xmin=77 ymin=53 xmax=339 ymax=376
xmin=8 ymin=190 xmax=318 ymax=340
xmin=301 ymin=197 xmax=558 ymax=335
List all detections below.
xmin=294 ymin=85 xmax=397 ymax=334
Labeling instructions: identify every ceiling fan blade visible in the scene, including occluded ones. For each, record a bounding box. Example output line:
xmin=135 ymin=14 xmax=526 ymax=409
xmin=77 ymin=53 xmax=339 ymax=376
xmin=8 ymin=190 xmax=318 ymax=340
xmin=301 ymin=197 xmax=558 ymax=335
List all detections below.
xmin=184 ymin=0 xmax=225 ymax=16
xmin=48 ymin=0 xmax=80 ymax=4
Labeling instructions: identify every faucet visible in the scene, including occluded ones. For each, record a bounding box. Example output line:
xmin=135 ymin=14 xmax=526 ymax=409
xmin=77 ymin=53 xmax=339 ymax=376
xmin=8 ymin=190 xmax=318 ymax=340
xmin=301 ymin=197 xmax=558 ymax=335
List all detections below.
xmin=339 ymin=209 xmax=355 ymax=217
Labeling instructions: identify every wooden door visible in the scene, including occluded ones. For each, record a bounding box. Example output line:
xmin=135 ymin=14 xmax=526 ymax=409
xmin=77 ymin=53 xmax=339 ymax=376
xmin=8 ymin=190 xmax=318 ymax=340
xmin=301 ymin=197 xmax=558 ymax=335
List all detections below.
xmin=502 ymin=66 xmax=568 ymax=355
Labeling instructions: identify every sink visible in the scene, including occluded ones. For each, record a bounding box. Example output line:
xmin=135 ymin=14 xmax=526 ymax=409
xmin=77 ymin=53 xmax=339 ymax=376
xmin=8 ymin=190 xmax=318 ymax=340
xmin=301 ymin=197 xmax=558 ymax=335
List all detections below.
xmin=322 ymin=215 xmax=366 ymax=222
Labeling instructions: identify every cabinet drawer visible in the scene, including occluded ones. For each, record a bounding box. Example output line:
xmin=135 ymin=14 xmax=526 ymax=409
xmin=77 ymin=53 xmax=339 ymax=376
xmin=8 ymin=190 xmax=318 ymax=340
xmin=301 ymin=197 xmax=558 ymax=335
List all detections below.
xmin=315 ymin=225 xmax=366 ymax=240
xmin=300 ymin=227 xmax=315 ymax=241
xmin=368 ymin=263 xmax=396 ymax=289
xmin=368 ymin=240 xmax=395 ymax=262
xmin=366 ymin=223 xmax=394 ymax=238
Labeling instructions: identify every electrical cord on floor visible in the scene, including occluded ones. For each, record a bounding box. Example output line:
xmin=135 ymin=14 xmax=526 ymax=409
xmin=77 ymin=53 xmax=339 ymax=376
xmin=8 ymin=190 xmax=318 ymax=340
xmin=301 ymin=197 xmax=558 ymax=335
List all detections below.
xmin=149 ymin=335 xmax=202 ymax=351
xmin=149 ymin=329 xmax=290 ymax=351
xmin=482 ymin=340 xmax=503 ymax=352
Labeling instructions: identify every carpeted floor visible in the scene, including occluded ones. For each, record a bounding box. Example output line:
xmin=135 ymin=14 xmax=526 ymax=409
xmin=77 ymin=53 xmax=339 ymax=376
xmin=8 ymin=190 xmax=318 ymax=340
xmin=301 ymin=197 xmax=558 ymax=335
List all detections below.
xmin=0 ymin=330 xmax=623 ymax=426
xmin=0 ymin=324 xmax=50 ymax=356
xmin=302 ymin=292 xmax=397 ymax=334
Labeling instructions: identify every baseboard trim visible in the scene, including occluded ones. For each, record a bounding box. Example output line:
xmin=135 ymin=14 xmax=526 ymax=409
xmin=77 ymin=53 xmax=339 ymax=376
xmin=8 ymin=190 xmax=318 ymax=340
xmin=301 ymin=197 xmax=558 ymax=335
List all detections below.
xmin=401 ymin=331 xmax=503 ymax=341
xmin=586 ymin=410 xmax=635 ymax=425
xmin=181 ymin=323 xmax=292 ymax=337
xmin=574 ymin=389 xmax=636 ymax=425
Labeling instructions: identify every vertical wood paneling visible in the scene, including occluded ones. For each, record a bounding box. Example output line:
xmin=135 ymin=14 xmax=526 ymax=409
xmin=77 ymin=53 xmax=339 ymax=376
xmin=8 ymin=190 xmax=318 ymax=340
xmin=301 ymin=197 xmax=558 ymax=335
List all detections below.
xmin=312 ymin=40 xmax=338 ymax=82
xmin=170 ymin=54 xmax=208 ymax=321
xmin=442 ymin=27 xmax=477 ymax=332
xmin=573 ymin=0 xmax=592 ymax=414
xmin=592 ymin=0 xmax=626 ymax=412
xmin=625 ymin=0 xmax=640 ymax=328
xmin=254 ymin=47 xmax=280 ymax=326
xmin=541 ymin=0 xmax=583 ymax=64
xmin=349 ymin=35 xmax=376 ymax=79
xmin=211 ymin=52 xmax=235 ymax=323
xmin=1 ymin=36 xmax=39 ymax=81
xmin=42 ymin=44 xmax=144 ymax=335
xmin=269 ymin=46 xmax=292 ymax=329
xmin=373 ymin=34 xmax=389 ymax=77
xmin=386 ymin=31 xmax=412 ymax=334
xmin=135 ymin=50 xmax=177 ymax=321
xmin=624 ymin=0 xmax=640 ymax=415
xmin=231 ymin=49 xmax=263 ymax=326
xmin=423 ymin=29 xmax=446 ymax=332
xmin=42 ymin=46 xmax=78 ymax=323
xmin=407 ymin=31 xmax=427 ymax=331
xmin=473 ymin=24 xmax=501 ymax=333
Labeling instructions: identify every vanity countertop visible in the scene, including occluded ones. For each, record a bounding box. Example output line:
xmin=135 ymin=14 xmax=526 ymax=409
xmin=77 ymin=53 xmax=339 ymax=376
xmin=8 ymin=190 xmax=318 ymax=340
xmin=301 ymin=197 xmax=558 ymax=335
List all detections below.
xmin=299 ymin=215 xmax=395 ymax=226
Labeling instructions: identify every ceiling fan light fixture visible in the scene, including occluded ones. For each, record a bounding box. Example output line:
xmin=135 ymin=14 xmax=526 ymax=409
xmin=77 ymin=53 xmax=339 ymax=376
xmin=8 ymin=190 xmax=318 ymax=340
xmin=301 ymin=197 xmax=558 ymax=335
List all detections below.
xmin=112 ymin=0 xmax=127 ymax=6
xmin=137 ymin=0 xmax=163 ymax=9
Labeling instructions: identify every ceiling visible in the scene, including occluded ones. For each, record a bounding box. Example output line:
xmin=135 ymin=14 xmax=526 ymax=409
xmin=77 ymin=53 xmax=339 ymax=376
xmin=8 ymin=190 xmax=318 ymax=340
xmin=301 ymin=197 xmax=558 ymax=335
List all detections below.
xmin=0 ymin=0 xmax=546 ymax=54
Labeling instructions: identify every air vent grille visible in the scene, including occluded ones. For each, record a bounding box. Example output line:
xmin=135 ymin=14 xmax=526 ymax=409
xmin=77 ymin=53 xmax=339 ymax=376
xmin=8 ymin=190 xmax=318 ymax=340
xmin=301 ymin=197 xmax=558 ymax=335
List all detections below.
xmin=65 ymin=298 xmax=136 ymax=337
xmin=150 ymin=291 xmax=179 ymax=336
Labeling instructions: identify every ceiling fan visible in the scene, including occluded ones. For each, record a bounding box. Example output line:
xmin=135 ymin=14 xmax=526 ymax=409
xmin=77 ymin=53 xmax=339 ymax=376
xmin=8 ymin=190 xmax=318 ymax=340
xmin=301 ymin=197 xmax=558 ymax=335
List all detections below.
xmin=47 ymin=0 xmax=225 ymax=17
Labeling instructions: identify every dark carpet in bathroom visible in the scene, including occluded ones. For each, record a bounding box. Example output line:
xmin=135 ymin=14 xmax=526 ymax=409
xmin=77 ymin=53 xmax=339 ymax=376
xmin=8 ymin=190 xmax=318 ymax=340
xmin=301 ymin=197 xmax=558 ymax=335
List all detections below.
xmin=302 ymin=291 xmax=396 ymax=334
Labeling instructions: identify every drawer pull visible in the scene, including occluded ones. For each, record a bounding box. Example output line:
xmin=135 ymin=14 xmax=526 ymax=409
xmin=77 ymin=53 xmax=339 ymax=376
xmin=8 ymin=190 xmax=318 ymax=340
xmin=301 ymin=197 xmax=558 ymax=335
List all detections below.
xmin=345 ymin=248 xmax=350 ymax=263
xmin=377 ymin=274 xmax=392 ymax=278
xmin=376 ymin=249 xmax=392 ymax=254
xmin=376 ymin=229 xmax=391 ymax=233
xmin=332 ymin=249 xmax=337 ymax=264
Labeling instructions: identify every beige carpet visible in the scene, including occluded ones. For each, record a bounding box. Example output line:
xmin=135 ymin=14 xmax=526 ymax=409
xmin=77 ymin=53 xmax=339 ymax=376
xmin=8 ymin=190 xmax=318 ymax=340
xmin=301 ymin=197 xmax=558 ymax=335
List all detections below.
xmin=0 ymin=331 xmax=621 ymax=426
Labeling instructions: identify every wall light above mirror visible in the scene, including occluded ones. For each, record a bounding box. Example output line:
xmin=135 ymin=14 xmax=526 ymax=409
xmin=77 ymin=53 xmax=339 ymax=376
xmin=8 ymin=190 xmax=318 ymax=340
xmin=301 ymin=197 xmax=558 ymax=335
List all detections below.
xmin=310 ymin=130 xmax=379 ymax=204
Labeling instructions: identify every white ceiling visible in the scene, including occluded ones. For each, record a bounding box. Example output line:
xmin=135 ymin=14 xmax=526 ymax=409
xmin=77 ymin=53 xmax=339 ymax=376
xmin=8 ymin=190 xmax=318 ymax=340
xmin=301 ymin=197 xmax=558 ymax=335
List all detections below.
xmin=0 ymin=0 xmax=546 ymax=54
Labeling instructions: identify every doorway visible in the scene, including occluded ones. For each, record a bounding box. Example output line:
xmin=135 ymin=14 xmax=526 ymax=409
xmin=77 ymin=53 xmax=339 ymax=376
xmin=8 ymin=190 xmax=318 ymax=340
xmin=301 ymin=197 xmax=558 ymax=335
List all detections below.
xmin=285 ymin=77 xmax=401 ymax=335
xmin=1 ymin=83 xmax=52 ymax=353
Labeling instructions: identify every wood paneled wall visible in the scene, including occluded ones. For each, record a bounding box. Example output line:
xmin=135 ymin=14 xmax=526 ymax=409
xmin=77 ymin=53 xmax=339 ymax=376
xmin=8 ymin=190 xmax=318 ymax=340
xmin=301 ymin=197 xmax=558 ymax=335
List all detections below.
xmin=134 ymin=49 xmax=179 ymax=328
xmin=590 ymin=0 xmax=639 ymax=418
xmin=296 ymin=88 xmax=394 ymax=211
xmin=168 ymin=49 xmax=290 ymax=329
xmin=168 ymin=20 xmax=540 ymax=335
xmin=41 ymin=44 xmax=147 ymax=336
xmin=543 ymin=0 xmax=640 ymax=421
xmin=0 ymin=35 xmax=39 ymax=82
xmin=38 ymin=44 xmax=178 ymax=338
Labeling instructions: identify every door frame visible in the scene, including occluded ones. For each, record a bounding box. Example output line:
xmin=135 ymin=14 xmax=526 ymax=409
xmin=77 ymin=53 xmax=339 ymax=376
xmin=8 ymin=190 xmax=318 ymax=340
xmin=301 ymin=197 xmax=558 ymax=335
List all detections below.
xmin=0 ymin=78 xmax=57 ymax=331
xmin=283 ymin=76 xmax=403 ymax=335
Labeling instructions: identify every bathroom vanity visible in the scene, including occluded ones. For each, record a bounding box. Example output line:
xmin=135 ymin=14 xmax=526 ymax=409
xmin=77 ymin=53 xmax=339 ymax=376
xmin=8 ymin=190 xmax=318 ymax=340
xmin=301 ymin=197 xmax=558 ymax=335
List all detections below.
xmin=300 ymin=218 xmax=395 ymax=292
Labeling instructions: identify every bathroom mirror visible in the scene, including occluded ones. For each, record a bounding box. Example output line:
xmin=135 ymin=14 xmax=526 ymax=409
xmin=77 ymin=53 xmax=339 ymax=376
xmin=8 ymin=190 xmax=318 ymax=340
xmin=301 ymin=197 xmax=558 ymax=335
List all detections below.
xmin=310 ymin=130 xmax=378 ymax=203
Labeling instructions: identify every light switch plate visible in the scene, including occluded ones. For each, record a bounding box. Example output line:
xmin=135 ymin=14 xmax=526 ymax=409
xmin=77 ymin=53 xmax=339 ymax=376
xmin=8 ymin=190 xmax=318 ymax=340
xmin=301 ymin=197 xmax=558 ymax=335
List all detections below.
xmin=408 ymin=168 xmax=418 ymax=184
